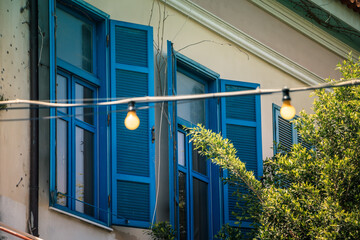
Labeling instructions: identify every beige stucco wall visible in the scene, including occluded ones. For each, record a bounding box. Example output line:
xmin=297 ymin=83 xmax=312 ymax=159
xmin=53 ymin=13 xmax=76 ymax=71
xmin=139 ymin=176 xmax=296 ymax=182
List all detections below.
xmin=0 ymin=0 xmax=30 ymax=236
xmin=192 ymin=0 xmax=344 ymax=80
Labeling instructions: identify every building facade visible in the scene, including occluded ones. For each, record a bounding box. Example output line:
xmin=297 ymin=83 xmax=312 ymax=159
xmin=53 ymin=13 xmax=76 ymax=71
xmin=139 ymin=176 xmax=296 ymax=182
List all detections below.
xmin=1 ymin=0 xmax=360 ymax=239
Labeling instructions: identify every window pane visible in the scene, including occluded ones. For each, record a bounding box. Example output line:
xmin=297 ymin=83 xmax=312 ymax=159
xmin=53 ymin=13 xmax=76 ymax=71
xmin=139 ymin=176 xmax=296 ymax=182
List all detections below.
xmin=56 ymin=119 xmax=67 ymax=206
xmin=75 ymin=83 xmax=94 ymax=125
xmin=192 ymin=147 xmax=207 ymax=175
xmin=177 ymin=132 xmax=186 ymax=167
xmin=177 ymin=72 xmax=205 ymax=125
xmin=75 ymin=127 xmax=94 ymax=216
xmin=179 ymin=172 xmax=187 ymax=240
xmin=193 ymin=178 xmax=208 ymax=240
xmin=56 ymin=7 xmax=93 ymax=73
xmin=56 ymin=74 xmax=67 ymax=113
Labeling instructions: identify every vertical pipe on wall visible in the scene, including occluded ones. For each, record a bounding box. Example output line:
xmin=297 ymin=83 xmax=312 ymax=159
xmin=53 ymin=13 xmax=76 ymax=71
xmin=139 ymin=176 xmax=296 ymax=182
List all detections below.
xmin=29 ymin=0 xmax=39 ymax=237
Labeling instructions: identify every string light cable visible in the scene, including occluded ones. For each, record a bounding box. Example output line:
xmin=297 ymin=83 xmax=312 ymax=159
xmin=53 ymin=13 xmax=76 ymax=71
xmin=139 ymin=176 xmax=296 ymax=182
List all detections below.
xmin=0 ymin=79 xmax=359 ymax=224
xmin=1 ymin=79 xmax=360 ymax=122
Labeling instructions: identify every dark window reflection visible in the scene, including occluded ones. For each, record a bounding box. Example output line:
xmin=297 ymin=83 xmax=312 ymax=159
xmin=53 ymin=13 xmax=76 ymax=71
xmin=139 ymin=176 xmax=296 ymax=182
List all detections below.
xmin=75 ymin=83 xmax=94 ymax=125
xmin=177 ymin=71 xmax=205 ymax=125
xmin=57 ymin=7 xmax=93 ymax=73
xmin=179 ymin=171 xmax=187 ymax=240
xmin=193 ymin=178 xmax=208 ymax=240
xmin=192 ymin=147 xmax=207 ymax=175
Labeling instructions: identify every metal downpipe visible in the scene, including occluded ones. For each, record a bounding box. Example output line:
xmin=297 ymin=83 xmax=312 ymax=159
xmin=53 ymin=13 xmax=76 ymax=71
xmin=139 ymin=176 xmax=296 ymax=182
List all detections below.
xmin=29 ymin=0 xmax=39 ymax=237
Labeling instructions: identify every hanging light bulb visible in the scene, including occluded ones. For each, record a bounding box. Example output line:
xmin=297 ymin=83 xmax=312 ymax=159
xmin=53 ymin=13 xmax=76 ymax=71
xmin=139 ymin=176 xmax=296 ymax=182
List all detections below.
xmin=124 ymin=102 xmax=140 ymax=130
xmin=280 ymin=87 xmax=296 ymax=120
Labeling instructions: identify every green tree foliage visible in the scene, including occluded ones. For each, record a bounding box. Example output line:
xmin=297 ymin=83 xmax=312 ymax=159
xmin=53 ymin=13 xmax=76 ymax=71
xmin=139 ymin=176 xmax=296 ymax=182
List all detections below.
xmin=146 ymin=222 xmax=176 ymax=240
xmin=189 ymin=54 xmax=360 ymax=239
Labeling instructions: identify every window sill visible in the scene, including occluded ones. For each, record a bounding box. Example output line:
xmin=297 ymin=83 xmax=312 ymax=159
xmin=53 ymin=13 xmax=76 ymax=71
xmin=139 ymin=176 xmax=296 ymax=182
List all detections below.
xmin=49 ymin=206 xmax=113 ymax=232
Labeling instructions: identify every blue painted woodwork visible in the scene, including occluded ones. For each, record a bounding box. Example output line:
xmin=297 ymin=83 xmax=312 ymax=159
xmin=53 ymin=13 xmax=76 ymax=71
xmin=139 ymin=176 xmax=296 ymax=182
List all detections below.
xmin=167 ymin=41 xmax=178 ymax=230
xmin=274 ymin=105 xmax=294 ymax=153
xmin=168 ymin=42 xmax=221 ymax=239
xmin=117 ymin=181 xmax=150 ymax=221
xmin=221 ymin=80 xmax=263 ymax=226
xmin=49 ymin=0 xmax=109 ymax=225
xmin=273 ymin=104 xmax=311 ymax=154
xmin=110 ymin=20 xmax=155 ymax=228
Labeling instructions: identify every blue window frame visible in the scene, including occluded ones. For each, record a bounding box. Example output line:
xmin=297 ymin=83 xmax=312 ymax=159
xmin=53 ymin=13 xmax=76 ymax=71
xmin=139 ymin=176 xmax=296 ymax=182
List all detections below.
xmin=50 ymin=0 xmax=109 ymax=225
xmin=55 ymin=69 xmax=98 ymax=216
xmin=167 ymin=43 xmax=263 ymax=238
xmin=177 ymin=126 xmax=210 ymax=240
xmin=273 ymin=104 xmax=311 ymax=154
xmin=50 ymin=0 xmax=155 ymax=228
xmin=167 ymin=42 xmax=264 ymax=238
xmin=167 ymin=41 xmax=221 ymax=239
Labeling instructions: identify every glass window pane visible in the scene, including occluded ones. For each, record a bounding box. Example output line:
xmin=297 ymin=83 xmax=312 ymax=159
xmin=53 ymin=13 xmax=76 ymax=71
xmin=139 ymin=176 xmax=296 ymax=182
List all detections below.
xmin=56 ymin=119 xmax=67 ymax=206
xmin=179 ymin=172 xmax=187 ymax=240
xmin=75 ymin=127 xmax=94 ymax=216
xmin=56 ymin=7 xmax=93 ymax=73
xmin=56 ymin=74 xmax=67 ymax=113
xmin=178 ymin=132 xmax=186 ymax=167
xmin=177 ymin=72 xmax=205 ymax=125
xmin=75 ymin=83 xmax=94 ymax=125
xmin=192 ymin=147 xmax=207 ymax=175
xmin=193 ymin=178 xmax=208 ymax=240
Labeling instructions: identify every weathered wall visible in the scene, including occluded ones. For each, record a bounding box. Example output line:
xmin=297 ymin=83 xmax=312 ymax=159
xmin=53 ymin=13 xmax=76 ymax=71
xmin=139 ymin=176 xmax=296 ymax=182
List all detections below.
xmin=1 ymin=0 xmax=354 ymax=239
xmin=192 ymin=0 xmax=344 ymax=80
xmin=0 ymin=0 xmax=30 ymax=237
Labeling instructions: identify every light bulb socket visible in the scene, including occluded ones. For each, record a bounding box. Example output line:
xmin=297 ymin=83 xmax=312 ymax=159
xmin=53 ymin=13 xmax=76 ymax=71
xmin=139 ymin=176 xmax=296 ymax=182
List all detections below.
xmin=128 ymin=101 xmax=136 ymax=112
xmin=282 ymin=88 xmax=291 ymax=101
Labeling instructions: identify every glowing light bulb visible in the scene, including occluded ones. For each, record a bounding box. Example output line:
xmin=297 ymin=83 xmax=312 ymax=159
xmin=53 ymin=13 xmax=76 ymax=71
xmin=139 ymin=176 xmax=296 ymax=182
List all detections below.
xmin=280 ymin=100 xmax=296 ymax=120
xmin=124 ymin=102 xmax=140 ymax=130
xmin=280 ymin=87 xmax=296 ymax=120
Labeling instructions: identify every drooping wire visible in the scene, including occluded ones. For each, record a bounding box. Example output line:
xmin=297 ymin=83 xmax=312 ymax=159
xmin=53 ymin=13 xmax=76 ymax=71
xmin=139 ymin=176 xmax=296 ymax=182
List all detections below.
xmin=0 ymin=105 xmax=154 ymax=122
xmin=1 ymin=79 xmax=359 ymax=108
xmin=0 ymin=100 xmax=199 ymax=122
xmin=1 ymin=79 xmax=360 ymax=122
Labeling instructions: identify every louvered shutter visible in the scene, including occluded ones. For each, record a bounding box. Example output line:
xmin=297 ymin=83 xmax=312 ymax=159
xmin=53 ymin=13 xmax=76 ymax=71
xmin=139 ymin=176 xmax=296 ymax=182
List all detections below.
xmin=220 ymin=80 xmax=262 ymax=226
xmin=273 ymin=107 xmax=295 ymax=153
xmin=167 ymin=41 xmax=179 ymax=228
xmin=110 ymin=20 xmax=155 ymax=227
xmin=274 ymin=107 xmax=312 ymax=153
xmin=298 ymin=134 xmax=312 ymax=150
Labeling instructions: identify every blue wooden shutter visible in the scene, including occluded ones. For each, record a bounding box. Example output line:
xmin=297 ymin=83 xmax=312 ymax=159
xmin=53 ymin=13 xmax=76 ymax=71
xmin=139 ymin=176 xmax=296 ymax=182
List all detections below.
xmin=273 ymin=106 xmax=295 ymax=154
xmin=220 ymin=80 xmax=262 ymax=226
xmin=297 ymin=134 xmax=312 ymax=150
xmin=167 ymin=41 xmax=179 ymax=228
xmin=110 ymin=20 xmax=155 ymax=227
xmin=273 ymin=106 xmax=311 ymax=153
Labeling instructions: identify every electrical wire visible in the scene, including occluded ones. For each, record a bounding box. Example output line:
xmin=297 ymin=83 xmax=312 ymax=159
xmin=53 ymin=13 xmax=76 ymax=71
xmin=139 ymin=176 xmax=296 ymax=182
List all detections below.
xmin=0 ymin=105 xmax=154 ymax=122
xmin=1 ymin=79 xmax=360 ymax=123
xmin=1 ymin=79 xmax=359 ymax=109
xmin=0 ymin=101 xmax=197 ymax=122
